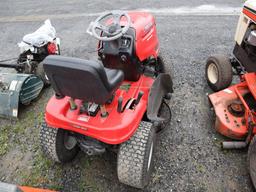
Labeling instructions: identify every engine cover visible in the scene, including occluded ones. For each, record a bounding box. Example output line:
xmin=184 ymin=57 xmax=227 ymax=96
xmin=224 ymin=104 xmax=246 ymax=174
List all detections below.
xmin=98 ymin=12 xmax=159 ymax=81
xmin=99 ymin=28 xmax=141 ymax=81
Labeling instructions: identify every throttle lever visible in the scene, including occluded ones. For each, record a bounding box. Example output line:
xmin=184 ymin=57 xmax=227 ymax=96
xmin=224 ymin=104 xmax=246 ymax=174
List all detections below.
xmin=135 ymin=91 xmax=144 ymax=105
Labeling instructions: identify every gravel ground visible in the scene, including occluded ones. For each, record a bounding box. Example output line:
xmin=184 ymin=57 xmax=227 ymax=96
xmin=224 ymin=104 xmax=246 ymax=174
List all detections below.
xmin=0 ymin=0 xmax=254 ymax=191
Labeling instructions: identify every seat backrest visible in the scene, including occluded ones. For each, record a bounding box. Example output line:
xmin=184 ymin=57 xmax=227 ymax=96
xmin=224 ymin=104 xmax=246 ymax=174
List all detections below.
xmin=43 ymin=55 xmax=113 ymax=104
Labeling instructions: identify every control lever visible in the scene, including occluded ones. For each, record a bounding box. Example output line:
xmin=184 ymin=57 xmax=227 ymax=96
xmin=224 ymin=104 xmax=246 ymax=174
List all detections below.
xmin=117 ymin=97 xmax=123 ymax=113
xmin=69 ymin=98 xmax=77 ymax=110
xmin=134 ymin=91 xmax=144 ymax=105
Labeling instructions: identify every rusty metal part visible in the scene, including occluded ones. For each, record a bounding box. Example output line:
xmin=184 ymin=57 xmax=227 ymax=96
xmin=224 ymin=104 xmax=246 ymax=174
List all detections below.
xmin=228 ymin=102 xmax=245 ymax=117
xmin=69 ymin=98 xmax=77 ymax=110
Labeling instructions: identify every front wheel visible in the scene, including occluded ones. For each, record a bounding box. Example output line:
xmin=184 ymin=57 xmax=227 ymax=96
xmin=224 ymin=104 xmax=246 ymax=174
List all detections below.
xmin=248 ymin=135 xmax=256 ymax=189
xmin=205 ymin=54 xmax=233 ymax=92
xmin=117 ymin=121 xmax=156 ymax=189
xmin=39 ymin=120 xmax=79 ymax=163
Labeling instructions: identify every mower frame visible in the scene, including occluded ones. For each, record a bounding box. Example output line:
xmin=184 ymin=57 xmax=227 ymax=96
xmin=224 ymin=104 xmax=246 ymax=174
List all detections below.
xmin=209 ymin=73 xmax=256 ymax=140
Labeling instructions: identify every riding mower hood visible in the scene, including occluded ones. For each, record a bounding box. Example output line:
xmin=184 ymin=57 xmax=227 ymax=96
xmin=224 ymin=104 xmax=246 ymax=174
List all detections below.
xmin=40 ymin=11 xmax=173 ymax=188
xmin=205 ymin=0 xmax=256 ymax=188
xmin=0 ymin=19 xmax=60 ymax=118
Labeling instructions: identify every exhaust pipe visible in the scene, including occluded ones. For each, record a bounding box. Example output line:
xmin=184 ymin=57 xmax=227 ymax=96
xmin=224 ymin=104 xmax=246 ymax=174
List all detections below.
xmin=221 ymin=116 xmax=254 ymax=149
xmin=222 ymin=141 xmax=247 ymax=149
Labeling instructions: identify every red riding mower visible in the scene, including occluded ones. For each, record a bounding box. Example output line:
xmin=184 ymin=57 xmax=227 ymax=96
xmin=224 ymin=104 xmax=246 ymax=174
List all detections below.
xmin=205 ymin=0 xmax=256 ymax=188
xmin=39 ymin=11 xmax=173 ymax=188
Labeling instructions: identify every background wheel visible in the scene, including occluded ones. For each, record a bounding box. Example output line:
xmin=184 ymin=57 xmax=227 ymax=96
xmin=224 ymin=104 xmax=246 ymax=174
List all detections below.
xmin=36 ymin=62 xmax=51 ymax=87
xmin=39 ymin=120 xmax=79 ymax=163
xmin=248 ymin=135 xmax=256 ymax=189
xmin=205 ymin=54 xmax=233 ymax=92
xmin=117 ymin=121 xmax=156 ymax=189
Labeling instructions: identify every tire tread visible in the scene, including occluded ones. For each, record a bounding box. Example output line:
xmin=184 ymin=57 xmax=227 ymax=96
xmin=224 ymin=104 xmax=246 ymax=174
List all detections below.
xmin=117 ymin=121 xmax=155 ymax=188
xmin=206 ymin=54 xmax=232 ymax=91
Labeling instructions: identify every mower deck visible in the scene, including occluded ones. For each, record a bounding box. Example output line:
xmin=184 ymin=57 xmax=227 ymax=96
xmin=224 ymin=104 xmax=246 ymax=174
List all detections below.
xmin=45 ymin=75 xmax=154 ymax=144
xmin=209 ymin=73 xmax=256 ymax=140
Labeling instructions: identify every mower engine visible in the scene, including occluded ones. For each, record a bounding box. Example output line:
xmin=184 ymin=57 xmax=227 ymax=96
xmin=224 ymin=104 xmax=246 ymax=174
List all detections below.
xmin=233 ymin=0 xmax=256 ymax=73
xmin=0 ymin=19 xmax=60 ymax=118
xmin=0 ymin=19 xmax=60 ymax=86
xmin=41 ymin=10 xmax=173 ymax=189
xmin=17 ymin=41 xmax=59 ymax=74
xmin=16 ymin=19 xmax=60 ymax=84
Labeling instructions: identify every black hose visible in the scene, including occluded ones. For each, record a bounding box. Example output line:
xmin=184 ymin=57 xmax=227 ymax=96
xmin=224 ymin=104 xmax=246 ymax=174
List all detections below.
xmin=0 ymin=57 xmax=17 ymax=63
xmin=156 ymin=100 xmax=172 ymax=133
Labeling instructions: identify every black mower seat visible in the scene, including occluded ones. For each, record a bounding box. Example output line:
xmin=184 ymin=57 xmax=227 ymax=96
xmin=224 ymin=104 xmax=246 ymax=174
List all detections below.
xmin=43 ymin=55 xmax=124 ymax=104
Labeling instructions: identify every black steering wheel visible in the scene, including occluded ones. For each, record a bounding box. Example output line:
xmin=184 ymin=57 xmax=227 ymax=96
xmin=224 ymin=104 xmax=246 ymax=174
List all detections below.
xmin=87 ymin=11 xmax=131 ymax=41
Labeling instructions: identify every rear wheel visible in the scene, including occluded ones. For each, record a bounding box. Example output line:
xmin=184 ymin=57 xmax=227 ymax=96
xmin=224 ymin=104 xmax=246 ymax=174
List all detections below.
xmin=248 ymin=135 xmax=256 ymax=189
xmin=39 ymin=120 xmax=79 ymax=163
xmin=205 ymin=54 xmax=233 ymax=92
xmin=117 ymin=121 xmax=156 ymax=189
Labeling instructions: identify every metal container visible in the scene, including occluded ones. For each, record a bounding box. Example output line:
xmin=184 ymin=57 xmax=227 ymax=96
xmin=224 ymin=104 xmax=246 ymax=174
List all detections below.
xmin=0 ymin=73 xmax=43 ymax=118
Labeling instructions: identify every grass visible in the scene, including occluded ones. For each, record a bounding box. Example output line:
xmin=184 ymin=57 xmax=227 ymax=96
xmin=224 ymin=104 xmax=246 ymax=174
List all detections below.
xmin=193 ymin=160 xmax=206 ymax=174
xmin=0 ymin=125 xmax=11 ymax=155
xmin=21 ymin=153 xmax=52 ymax=185
xmin=18 ymin=150 xmax=64 ymax=191
xmin=0 ymin=88 xmax=62 ymax=189
xmin=78 ymin=156 xmax=101 ymax=192
xmin=78 ymin=173 xmax=101 ymax=192
xmin=14 ymin=99 xmax=64 ymax=190
xmin=0 ymin=88 xmax=101 ymax=191
xmin=0 ymin=108 xmax=35 ymax=155
xmin=0 ymin=90 xmax=47 ymax=150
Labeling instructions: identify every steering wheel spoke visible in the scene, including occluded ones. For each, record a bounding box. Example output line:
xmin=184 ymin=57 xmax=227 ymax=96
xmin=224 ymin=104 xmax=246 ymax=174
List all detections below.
xmin=87 ymin=11 xmax=131 ymax=41
xmin=113 ymin=13 xmax=122 ymax=25
xmin=95 ymin=23 xmax=107 ymax=31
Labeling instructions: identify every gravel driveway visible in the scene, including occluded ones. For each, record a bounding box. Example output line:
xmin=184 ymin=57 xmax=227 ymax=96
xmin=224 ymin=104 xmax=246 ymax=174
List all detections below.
xmin=0 ymin=0 xmax=253 ymax=191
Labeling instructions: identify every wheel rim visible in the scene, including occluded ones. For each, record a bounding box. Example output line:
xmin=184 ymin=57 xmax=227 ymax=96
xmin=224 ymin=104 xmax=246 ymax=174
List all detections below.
xmin=147 ymin=141 xmax=154 ymax=171
xmin=207 ymin=63 xmax=218 ymax=84
xmin=63 ymin=132 xmax=77 ymax=150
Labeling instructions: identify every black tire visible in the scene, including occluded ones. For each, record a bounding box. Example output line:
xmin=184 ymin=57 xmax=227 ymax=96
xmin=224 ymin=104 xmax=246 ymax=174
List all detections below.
xmin=155 ymin=100 xmax=172 ymax=133
xmin=36 ymin=62 xmax=51 ymax=87
xmin=117 ymin=121 xmax=156 ymax=189
xmin=248 ymin=135 xmax=256 ymax=189
xmin=156 ymin=54 xmax=166 ymax=73
xmin=205 ymin=54 xmax=233 ymax=92
xmin=39 ymin=120 xmax=79 ymax=163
